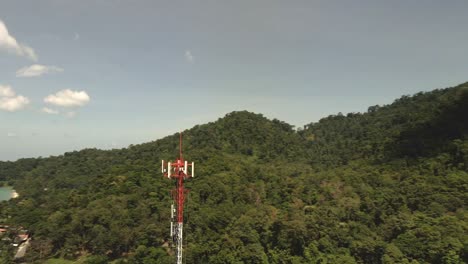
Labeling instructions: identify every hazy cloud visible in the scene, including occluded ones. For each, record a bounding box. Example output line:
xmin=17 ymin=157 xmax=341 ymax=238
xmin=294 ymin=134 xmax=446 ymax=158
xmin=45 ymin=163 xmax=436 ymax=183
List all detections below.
xmin=63 ymin=132 xmax=74 ymax=138
xmin=65 ymin=111 xmax=76 ymax=118
xmin=0 ymin=84 xmax=15 ymax=97
xmin=0 ymin=84 xmax=30 ymax=112
xmin=0 ymin=95 xmax=30 ymax=112
xmin=44 ymin=89 xmax=90 ymax=107
xmin=16 ymin=64 xmax=64 ymax=77
xmin=41 ymin=107 xmax=59 ymax=114
xmin=185 ymin=50 xmax=194 ymax=63
xmin=74 ymin=33 xmax=80 ymax=40
xmin=7 ymin=132 xmax=17 ymax=137
xmin=0 ymin=20 xmax=37 ymax=61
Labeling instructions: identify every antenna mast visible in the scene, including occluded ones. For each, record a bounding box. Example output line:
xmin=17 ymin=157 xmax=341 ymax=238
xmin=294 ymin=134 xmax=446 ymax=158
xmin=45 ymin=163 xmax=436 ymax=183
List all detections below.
xmin=161 ymin=133 xmax=195 ymax=264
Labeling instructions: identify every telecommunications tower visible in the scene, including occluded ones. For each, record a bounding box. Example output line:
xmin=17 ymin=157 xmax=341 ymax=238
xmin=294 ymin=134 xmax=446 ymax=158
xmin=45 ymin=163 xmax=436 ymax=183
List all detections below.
xmin=161 ymin=133 xmax=194 ymax=264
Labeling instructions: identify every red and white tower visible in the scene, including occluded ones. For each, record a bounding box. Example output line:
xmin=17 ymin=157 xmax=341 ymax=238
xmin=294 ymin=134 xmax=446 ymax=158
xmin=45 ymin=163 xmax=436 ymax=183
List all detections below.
xmin=161 ymin=133 xmax=194 ymax=264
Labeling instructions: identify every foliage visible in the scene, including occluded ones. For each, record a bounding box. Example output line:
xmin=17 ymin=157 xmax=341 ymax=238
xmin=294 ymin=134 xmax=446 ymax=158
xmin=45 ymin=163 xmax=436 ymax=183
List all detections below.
xmin=0 ymin=82 xmax=467 ymax=263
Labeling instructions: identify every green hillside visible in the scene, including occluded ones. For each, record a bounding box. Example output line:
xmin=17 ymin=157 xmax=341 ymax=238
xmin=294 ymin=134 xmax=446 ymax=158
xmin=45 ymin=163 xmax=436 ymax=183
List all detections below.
xmin=1 ymin=83 xmax=467 ymax=264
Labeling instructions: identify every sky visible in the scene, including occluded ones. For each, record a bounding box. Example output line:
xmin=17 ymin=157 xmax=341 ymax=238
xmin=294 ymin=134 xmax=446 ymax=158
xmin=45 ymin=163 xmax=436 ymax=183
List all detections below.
xmin=1 ymin=0 xmax=468 ymax=161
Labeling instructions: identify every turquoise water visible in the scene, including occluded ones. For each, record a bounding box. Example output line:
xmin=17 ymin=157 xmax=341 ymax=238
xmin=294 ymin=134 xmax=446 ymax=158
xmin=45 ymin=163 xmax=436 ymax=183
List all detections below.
xmin=0 ymin=186 xmax=14 ymax=201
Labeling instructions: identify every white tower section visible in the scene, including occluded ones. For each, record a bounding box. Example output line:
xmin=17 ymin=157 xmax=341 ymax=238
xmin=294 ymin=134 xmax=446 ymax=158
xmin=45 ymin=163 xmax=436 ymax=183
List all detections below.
xmin=176 ymin=223 xmax=183 ymax=264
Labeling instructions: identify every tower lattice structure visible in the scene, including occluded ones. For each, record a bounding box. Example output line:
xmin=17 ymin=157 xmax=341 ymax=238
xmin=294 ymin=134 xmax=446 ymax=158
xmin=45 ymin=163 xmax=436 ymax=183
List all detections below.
xmin=161 ymin=133 xmax=194 ymax=264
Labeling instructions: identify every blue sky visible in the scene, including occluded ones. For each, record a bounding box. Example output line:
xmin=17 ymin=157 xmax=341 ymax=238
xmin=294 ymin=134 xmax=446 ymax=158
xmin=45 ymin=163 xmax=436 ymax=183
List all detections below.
xmin=1 ymin=0 xmax=468 ymax=161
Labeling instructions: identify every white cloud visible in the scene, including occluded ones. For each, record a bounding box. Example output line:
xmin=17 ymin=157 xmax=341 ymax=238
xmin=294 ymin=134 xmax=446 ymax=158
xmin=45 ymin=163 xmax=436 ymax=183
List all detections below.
xmin=7 ymin=132 xmax=17 ymax=137
xmin=0 ymin=84 xmax=15 ymax=97
xmin=41 ymin=107 xmax=59 ymax=114
xmin=0 ymin=95 xmax=30 ymax=112
xmin=0 ymin=84 xmax=30 ymax=112
xmin=16 ymin=64 xmax=64 ymax=77
xmin=44 ymin=89 xmax=90 ymax=107
xmin=185 ymin=50 xmax=194 ymax=63
xmin=0 ymin=20 xmax=37 ymax=61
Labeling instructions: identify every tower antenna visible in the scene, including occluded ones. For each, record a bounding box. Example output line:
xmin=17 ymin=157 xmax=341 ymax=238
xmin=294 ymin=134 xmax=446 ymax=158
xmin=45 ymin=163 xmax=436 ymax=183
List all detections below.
xmin=179 ymin=132 xmax=183 ymax=161
xmin=161 ymin=133 xmax=195 ymax=264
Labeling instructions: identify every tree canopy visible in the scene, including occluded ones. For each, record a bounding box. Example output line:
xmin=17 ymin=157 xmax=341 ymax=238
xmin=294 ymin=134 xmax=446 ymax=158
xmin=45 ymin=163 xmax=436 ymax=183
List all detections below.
xmin=1 ymin=82 xmax=467 ymax=263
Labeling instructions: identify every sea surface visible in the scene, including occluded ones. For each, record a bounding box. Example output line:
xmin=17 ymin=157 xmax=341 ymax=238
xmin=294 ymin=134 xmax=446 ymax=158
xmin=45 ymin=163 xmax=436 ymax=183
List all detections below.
xmin=0 ymin=186 xmax=15 ymax=201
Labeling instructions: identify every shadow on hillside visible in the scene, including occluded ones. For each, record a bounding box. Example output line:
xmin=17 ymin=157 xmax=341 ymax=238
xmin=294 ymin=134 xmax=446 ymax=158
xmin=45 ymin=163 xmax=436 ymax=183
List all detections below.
xmin=388 ymin=89 xmax=468 ymax=158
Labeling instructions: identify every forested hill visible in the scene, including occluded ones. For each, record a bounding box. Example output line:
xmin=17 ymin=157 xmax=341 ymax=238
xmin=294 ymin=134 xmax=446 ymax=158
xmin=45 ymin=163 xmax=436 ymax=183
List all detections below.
xmin=0 ymin=83 xmax=467 ymax=264
xmin=300 ymin=83 xmax=468 ymax=167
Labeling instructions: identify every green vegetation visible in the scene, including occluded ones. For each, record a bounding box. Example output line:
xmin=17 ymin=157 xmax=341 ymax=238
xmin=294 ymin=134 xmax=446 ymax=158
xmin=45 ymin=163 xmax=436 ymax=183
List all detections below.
xmin=44 ymin=258 xmax=77 ymax=264
xmin=0 ymin=82 xmax=467 ymax=263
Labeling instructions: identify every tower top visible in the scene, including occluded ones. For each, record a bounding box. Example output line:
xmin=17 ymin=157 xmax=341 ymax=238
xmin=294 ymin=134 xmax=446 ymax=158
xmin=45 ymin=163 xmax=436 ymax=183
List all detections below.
xmin=179 ymin=132 xmax=183 ymax=161
xmin=161 ymin=133 xmax=194 ymax=179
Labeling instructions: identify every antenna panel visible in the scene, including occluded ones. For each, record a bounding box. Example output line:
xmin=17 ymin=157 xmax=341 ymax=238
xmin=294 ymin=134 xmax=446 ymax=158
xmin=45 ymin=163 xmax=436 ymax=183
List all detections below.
xmin=191 ymin=162 xmax=194 ymax=177
xmin=168 ymin=162 xmax=172 ymax=178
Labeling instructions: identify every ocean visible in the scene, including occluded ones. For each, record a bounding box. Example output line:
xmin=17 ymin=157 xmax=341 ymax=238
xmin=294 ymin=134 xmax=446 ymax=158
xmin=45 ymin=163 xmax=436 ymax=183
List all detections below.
xmin=0 ymin=186 xmax=14 ymax=201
